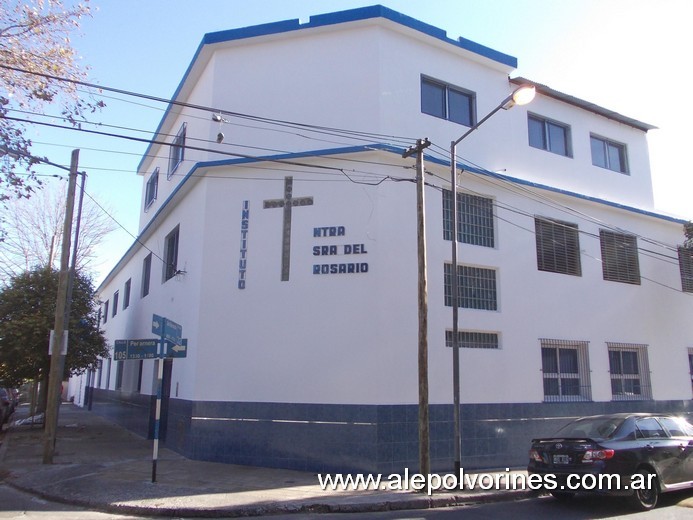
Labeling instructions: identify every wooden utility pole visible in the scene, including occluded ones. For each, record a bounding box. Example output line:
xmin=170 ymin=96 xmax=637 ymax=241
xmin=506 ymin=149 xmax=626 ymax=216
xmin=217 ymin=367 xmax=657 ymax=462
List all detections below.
xmin=43 ymin=149 xmax=79 ymax=464
xmin=403 ymin=138 xmax=431 ymax=477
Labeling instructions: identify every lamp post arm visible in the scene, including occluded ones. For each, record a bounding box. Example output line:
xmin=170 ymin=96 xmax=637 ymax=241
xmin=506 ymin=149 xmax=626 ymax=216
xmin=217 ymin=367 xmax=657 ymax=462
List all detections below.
xmin=452 ymin=95 xmax=512 ymax=148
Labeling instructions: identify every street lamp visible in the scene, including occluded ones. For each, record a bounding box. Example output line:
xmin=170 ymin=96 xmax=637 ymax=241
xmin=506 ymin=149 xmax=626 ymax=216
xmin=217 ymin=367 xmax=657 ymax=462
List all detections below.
xmin=449 ymin=84 xmax=535 ymax=473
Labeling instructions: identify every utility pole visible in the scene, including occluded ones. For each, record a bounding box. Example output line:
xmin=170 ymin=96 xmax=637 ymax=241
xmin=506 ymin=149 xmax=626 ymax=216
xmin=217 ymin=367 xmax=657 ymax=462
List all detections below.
xmin=403 ymin=138 xmax=431 ymax=477
xmin=43 ymin=149 xmax=79 ymax=464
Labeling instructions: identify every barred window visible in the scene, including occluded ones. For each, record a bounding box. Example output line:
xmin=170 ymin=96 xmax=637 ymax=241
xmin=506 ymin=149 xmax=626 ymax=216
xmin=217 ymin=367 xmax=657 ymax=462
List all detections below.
xmin=607 ymin=343 xmax=652 ymax=400
xmin=540 ymin=339 xmax=592 ymax=402
xmin=535 ymin=217 xmax=582 ymax=276
xmin=600 ymin=230 xmax=640 ymax=284
xmin=445 ymin=330 xmax=499 ymax=349
xmin=678 ymin=247 xmax=693 ymax=292
xmin=442 ymin=190 xmax=494 ymax=247
xmin=444 ymin=263 xmax=497 ymax=310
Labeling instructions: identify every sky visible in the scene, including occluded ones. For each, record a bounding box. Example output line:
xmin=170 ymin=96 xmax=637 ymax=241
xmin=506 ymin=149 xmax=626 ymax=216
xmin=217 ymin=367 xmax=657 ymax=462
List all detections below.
xmin=20 ymin=0 xmax=693 ymax=284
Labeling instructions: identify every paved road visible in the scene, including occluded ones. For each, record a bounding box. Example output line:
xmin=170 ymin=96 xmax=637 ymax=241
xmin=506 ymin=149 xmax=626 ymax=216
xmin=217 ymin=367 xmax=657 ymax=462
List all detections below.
xmin=262 ymin=492 xmax=693 ymax=520
xmin=1 ymin=483 xmax=692 ymax=519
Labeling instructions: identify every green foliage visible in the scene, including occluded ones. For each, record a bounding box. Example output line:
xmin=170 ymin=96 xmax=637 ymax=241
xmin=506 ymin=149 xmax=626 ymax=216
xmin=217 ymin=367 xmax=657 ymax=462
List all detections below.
xmin=0 ymin=266 xmax=107 ymax=387
xmin=684 ymin=221 xmax=693 ymax=249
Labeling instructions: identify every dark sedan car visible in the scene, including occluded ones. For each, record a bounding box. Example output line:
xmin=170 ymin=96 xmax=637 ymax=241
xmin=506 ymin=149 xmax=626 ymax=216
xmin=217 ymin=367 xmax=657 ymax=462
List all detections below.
xmin=528 ymin=413 xmax=693 ymax=510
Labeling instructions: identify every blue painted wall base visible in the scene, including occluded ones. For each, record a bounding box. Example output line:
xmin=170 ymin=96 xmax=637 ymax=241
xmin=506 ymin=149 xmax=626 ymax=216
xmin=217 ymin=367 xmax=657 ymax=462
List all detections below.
xmin=90 ymin=390 xmax=693 ymax=474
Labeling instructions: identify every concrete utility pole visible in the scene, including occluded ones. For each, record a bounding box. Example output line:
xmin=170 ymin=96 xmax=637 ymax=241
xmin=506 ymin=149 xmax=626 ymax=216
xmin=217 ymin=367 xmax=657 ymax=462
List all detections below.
xmin=403 ymin=138 xmax=432 ymax=477
xmin=43 ymin=149 xmax=79 ymax=464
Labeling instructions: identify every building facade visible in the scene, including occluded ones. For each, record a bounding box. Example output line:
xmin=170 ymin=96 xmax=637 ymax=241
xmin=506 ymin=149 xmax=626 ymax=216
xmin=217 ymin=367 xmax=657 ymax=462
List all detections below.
xmin=70 ymin=6 xmax=693 ymax=473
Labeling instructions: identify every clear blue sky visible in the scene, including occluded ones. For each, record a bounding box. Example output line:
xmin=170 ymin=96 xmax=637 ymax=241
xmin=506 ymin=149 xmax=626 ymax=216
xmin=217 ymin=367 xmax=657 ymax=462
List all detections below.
xmin=25 ymin=0 xmax=693 ymax=283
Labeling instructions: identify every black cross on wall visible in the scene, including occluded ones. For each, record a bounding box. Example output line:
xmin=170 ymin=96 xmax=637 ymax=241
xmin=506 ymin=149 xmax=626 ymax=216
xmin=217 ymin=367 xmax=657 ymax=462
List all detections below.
xmin=263 ymin=176 xmax=314 ymax=281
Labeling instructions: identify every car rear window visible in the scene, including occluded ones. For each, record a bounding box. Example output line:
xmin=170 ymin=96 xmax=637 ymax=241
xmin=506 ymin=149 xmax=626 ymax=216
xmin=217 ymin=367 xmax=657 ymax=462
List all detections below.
xmin=555 ymin=417 xmax=624 ymax=439
xmin=635 ymin=417 xmax=668 ymax=439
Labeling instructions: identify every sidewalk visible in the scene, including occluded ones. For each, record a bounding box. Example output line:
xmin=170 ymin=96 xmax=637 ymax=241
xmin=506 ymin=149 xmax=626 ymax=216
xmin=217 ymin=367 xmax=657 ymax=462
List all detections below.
xmin=0 ymin=404 xmax=533 ymax=517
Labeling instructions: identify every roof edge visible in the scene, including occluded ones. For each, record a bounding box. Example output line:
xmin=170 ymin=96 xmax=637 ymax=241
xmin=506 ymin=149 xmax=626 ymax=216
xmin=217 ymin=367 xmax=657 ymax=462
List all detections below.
xmin=511 ymin=77 xmax=657 ymax=132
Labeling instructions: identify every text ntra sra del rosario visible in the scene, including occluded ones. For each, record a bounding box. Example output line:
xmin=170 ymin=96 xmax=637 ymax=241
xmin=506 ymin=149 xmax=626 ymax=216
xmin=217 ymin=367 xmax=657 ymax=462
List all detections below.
xmin=312 ymin=226 xmax=369 ymax=275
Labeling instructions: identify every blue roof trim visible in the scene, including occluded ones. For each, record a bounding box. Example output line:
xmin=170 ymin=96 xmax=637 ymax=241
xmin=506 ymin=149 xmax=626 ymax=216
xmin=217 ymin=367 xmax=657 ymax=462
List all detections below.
xmin=110 ymin=144 xmax=684 ymax=290
xmin=137 ymin=5 xmax=516 ymax=172
xmin=422 ymin=154 xmax=685 ymax=225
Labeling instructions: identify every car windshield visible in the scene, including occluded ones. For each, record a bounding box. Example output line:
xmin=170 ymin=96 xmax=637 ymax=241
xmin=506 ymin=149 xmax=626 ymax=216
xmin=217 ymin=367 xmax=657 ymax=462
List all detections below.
xmin=555 ymin=417 xmax=625 ymax=439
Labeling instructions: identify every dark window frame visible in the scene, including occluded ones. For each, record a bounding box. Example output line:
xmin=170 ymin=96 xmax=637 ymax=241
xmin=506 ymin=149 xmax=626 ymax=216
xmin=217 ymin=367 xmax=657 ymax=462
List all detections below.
xmin=168 ymin=124 xmax=186 ymax=179
xmin=163 ymin=225 xmax=180 ymax=282
xmin=421 ymin=76 xmax=476 ymax=127
xmin=528 ymin=113 xmax=572 ymax=157
xmin=112 ymin=291 xmax=119 ymax=317
xmin=123 ymin=278 xmax=131 ymax=310
xmin=590 ymin=134 xmax=628 ymax=174
xmin=144 ymin=167 xmax=159 ymax=210
xmin=141 ymin=253 xmax=152 ymax=297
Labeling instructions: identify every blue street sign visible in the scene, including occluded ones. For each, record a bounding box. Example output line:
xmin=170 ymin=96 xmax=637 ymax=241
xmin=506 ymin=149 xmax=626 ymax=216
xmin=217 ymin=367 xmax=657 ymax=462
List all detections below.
xmin=166 ymin=338 xmax=188 ymax=358
xmin=114 ymin=339 xmax=158 ymax=360
xmin=152 ymin=314 xmax=183 ymax=344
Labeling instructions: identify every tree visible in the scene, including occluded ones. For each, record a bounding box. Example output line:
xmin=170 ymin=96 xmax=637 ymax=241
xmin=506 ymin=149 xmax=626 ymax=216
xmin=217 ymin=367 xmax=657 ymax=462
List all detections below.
xmin=0 ymin=266 xmax=107 ymax=408
xmin=0 ymin=179 xmax=116 ymax=284
xmin=684 ymin=221 xmax=693 ymax=249
xmin=0 ymin=0 xmax=101 ymax=206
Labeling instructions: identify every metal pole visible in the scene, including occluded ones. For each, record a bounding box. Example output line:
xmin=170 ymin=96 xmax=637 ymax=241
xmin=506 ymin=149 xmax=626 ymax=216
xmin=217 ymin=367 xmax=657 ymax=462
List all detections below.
xmin=43 ymin=149 xmax=79 ymax=464
xmin=450 ymin=142 xmax=461 ymax=474
xmin=152 ymin=321 xmax=166 ymax=483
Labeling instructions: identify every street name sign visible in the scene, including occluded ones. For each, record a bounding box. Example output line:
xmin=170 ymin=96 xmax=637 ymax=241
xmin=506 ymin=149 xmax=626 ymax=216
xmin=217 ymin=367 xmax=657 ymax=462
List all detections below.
xmin=152 ymin=314 xmax=183 ymax=344
xmin=114 ymin=339 xmax=158 ymax=360
xmin=166 ymin=339 xmax=188 ymax=358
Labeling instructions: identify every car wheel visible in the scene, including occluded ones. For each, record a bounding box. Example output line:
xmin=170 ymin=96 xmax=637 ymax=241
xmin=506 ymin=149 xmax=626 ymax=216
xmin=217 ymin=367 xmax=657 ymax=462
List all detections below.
xmin=628 ymin=470 xmax=658 ymax=511
xmin=549 ymin=491 xmax=575 ymax=501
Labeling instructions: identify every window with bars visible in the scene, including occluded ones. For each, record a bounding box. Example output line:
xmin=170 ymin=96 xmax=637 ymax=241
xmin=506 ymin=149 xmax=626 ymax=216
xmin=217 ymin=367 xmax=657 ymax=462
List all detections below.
xmin=528 ymin=114 xmax=571 ymax=157
xmin=535 ymin=217 xmax=582 ymax=276
xmin=607 ymin=343 xmax=652 ymax=400
xmin=442 ymin=190 xmax=495 ymax=247
xmin=540 ymin=339 xmax=592 ymax=402
xmin=168 ymin=123 xmax=186 ymax=179
xmin=444 ymin=263 xmax=497 ymax=310
xmin=600 ymin=230 xmax=640 ymax=284
xmin=678 ymin=247 xmax=693 ymax=292
xmin=421 ymin=76 xmax=475 ymax=127
xmin=445 ymin=330 xmax=499 ymax=349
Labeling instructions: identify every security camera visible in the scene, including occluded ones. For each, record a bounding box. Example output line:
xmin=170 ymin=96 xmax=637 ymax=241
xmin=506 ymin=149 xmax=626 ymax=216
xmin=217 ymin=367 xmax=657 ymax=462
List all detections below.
xmin=216 ymin=132 xmax=224 ymax=144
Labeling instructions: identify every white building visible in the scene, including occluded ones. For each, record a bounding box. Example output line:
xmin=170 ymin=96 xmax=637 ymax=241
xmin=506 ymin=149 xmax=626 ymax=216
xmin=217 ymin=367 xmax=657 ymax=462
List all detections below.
xmin=72 ymin=6 xmax=693 ymax=473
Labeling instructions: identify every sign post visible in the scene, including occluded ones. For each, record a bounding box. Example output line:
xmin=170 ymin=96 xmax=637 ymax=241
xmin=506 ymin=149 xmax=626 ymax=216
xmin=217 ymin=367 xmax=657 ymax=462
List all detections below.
xmin=149 ymin=314 xmax=187 ymax=483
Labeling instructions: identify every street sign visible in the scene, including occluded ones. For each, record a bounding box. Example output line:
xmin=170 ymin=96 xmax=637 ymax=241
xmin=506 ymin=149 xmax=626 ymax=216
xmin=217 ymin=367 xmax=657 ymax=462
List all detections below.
xmin=114 ymin=339 xmax=158 ymax=360
xmin=152 ymin=314 xmax=183 ymax=344
xmin=166 ymin=338 xmax=188 ymax=358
